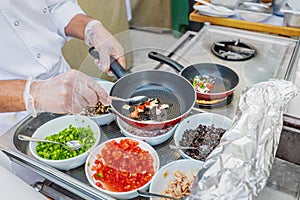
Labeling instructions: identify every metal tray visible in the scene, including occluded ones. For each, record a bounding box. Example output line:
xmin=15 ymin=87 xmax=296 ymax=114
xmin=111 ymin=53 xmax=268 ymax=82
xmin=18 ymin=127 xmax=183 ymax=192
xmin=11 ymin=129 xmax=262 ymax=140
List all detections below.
xmin=6 ymin=112 xmax=186 ymax=199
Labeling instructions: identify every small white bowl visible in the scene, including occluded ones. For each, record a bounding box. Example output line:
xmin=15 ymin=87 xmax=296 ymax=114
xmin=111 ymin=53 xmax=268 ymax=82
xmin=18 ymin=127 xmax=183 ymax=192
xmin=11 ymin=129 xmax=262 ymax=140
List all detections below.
xmin=174 ymin=113 xmax=231 ymax=161
xmin=117 ymin=117 xmax=178 ymax=146
xmin=29 ymin=115 xmax=101 ymax=171
xmin=149 ymin=159 xmax=203 ymax=200
xmin=85 ymin=137 xmax=160 ymax=199
xmin=88 ymin=80 xmax=115 ymax=126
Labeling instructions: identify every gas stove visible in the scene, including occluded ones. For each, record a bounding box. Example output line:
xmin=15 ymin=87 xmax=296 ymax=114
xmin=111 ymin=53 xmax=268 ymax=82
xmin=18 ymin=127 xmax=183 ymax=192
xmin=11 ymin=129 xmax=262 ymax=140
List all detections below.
xmin=137 ymin=25 xmax=299 ymax=119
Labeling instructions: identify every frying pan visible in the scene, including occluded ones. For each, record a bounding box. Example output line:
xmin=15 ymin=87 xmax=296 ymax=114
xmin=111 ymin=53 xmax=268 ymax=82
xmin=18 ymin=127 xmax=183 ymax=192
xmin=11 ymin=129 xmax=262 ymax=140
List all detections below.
xmin=148 ymin=51 xmax=239 ymax=101
xmin=89 ymin=47 xmax=196 ymax=130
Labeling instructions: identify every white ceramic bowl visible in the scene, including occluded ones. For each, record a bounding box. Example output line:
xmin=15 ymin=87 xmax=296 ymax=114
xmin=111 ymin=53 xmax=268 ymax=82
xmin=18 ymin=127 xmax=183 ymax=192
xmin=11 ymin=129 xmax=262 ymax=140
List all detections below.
xmin=85 ymin=81 xmax=116 ymax=126
xmin=149 ymin=159 xmax=203 ymax=200
xmin=116 ymin=117 xmax=178 ymax=146
xmin=85 ymin=137 xmax=160 ymax=199
xmin=29 ymin=115 xmax=101 ymax=171
xmin=174 ymin=113 xmax=231 ymax=161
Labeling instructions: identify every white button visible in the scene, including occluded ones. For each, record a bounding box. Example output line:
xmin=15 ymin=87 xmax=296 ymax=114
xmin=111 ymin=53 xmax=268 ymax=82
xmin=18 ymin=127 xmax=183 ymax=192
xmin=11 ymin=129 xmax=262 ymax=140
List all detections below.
xmin=43 ymin=8 xmax=47 ymax=13
xmin=37 ymin=53 xmax=41 ymax=58
xmin=14 ymin=21 xmax=19 ymax=26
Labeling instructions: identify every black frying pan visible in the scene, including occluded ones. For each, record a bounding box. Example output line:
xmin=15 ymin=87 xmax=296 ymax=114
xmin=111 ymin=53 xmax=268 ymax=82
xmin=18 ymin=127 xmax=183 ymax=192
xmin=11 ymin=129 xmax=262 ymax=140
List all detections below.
xmin=89 ymin=47 xmax=196 ymax=130
xmin=148 ymin=51 xmax=239 ymax=101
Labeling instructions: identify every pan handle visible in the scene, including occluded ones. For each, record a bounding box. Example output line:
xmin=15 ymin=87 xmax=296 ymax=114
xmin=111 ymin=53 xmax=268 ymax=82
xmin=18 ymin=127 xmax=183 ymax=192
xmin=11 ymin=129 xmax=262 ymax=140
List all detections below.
xmin=148 ymin=51 xmax=185 ymax=72
xmin=88 ymin=47 xmax=126 ymax=79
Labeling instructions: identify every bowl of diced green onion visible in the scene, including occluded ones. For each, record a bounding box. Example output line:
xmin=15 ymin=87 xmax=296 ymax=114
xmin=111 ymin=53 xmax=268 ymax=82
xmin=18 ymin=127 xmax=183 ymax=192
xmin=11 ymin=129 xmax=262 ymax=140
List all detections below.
xmin=29 ymin=115 xmax=101 ymax=170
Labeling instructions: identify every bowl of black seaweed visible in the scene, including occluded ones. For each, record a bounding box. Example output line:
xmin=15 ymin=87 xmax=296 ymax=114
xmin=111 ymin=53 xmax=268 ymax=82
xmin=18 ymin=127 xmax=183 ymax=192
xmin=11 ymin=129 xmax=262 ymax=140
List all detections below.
xmin=173 ymin=113 xmax=232 ymax=161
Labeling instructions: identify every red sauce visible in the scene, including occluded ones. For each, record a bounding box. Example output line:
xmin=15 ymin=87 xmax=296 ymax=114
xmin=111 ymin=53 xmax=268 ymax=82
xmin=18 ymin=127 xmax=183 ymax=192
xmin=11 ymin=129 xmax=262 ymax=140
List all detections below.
xmin=91 ymin=138 xmax=155 ymax=192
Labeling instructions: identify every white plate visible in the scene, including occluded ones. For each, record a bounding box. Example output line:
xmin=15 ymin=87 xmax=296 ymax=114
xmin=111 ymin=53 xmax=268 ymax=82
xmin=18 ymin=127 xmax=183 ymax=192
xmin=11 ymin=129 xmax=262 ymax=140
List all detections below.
xmin=193 ymin=5 xmax=236 ymax=17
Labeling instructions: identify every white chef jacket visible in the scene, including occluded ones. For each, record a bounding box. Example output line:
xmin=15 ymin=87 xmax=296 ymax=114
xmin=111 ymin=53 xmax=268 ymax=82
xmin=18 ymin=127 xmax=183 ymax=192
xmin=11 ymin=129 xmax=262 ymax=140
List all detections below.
xmin=0 ymin=0 xmax=85 ymax=134
xmin=0 ymin=0 xmax=86 ymax=186
xmin=0 ymin=0 xmax=85 ymax=80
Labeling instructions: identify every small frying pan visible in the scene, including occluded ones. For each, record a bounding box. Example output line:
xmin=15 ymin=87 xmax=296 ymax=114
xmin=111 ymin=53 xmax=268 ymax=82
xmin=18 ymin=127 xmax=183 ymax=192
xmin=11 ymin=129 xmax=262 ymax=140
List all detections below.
xmin=148 ymin=51 xmax=239 ymax=101
xmin=89 ymin=47 xmax=196 ymax=130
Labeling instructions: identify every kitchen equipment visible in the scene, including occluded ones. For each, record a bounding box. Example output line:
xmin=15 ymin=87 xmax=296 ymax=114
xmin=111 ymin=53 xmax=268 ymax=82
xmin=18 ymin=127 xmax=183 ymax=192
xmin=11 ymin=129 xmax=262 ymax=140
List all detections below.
xmin=281 ymin=3 xmax=300 ymax=28
xmin=18 ymin=135 xmax=81 ymax=151
xmin=148 ymin=51 xmax=239 ymax=101
xmin=212 ymin=40 xmax=256 ymax=61
xmin=89 ymin=48 xmax=196 ymax=130
xmin=235 ymin=1 xmax=273 ymax=22
xmin=110 ymin=95 xmax=148 ymax=105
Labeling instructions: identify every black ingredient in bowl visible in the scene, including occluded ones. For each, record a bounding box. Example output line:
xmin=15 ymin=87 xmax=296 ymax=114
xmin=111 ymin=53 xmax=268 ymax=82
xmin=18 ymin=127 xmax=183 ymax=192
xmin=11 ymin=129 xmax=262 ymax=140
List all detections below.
xmin=179 ymin=124 xmax=226 ymax=161
xmin=94 ymin=101 xmax=111 ymax=115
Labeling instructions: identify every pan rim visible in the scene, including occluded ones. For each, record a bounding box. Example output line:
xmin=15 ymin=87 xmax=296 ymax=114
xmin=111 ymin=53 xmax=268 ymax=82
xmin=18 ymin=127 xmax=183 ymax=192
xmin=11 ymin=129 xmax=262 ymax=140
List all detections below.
xmin=109 ymin=70 xmax=197 ymax=128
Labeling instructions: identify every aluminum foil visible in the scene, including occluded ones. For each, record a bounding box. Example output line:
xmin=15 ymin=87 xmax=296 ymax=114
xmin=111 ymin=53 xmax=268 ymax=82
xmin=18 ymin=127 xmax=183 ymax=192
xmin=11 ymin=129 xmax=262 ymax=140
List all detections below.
xmin=189 ymin=79 xmax=298 ymax=200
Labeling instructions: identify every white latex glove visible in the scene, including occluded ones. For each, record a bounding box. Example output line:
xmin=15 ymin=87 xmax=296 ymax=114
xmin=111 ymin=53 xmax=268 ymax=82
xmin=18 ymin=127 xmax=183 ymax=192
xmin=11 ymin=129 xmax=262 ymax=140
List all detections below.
xmin=84 ymin=20 xmax=125 ymax=73
xmin=23 ymin=70 xmax=111 ymax=117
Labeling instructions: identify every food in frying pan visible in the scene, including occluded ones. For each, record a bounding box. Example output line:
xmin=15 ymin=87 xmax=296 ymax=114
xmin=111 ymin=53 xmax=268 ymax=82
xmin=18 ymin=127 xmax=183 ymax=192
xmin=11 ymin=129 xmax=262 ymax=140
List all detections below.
xmin=192 ymin=75 xmax=216 ymax=93
xmin=179 ymin=124 xmax=226 ymax=161
xmin=122 ymin=98 xmax=170 ymax=121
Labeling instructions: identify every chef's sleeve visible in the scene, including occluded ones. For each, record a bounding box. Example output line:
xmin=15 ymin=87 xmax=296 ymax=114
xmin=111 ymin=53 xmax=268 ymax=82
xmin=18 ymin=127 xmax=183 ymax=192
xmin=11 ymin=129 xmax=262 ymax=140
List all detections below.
xmin=47 ymin=0 xmax=86 ymax=40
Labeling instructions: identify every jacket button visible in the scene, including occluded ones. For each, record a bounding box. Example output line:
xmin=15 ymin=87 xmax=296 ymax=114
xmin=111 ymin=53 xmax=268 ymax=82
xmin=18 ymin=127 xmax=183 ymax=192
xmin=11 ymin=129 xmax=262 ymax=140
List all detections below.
xmin=14 ymin=21 xmax=19 ymax=26
xmin=37 ymin=53 xmax=41 ymax=58
xmin=43 ymin=8 xmax=47 ymax=13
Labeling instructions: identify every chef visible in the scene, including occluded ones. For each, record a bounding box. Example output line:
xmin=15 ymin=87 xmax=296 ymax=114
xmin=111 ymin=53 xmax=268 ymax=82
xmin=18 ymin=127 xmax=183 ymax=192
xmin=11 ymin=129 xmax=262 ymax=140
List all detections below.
xmin=0 ymin=0 xmax=125 ymax=187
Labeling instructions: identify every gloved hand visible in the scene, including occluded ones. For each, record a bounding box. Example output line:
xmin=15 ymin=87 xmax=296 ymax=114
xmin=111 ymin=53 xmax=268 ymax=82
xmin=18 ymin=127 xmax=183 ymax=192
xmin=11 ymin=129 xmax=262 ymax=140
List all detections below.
xmin=84 ymin=20 xmax=126 ymax=73
xmin=23 ymin=70 xmax=111 ymax=117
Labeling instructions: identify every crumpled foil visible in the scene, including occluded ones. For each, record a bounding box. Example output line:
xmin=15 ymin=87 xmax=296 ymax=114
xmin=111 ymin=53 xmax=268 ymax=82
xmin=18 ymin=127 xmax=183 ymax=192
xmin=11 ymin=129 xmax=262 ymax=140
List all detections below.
xmin=189 ymin=79 xmax=298 ymax=200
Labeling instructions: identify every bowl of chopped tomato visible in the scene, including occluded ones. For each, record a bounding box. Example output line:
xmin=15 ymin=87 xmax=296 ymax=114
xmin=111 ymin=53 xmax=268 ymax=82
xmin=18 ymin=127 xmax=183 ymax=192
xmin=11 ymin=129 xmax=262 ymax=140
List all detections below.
xmin=85 ymin=137 xmax=160 ymax=199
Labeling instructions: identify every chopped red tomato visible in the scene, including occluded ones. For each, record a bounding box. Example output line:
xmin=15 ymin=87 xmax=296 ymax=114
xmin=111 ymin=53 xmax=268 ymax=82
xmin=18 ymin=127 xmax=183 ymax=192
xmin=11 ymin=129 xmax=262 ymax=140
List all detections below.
xmin=206 ymin=83 xmax=215 ymax=90
xmin=90 ymin=138 xmax=155 ymax=192
xmin=130 ymin=107 xmax=139 ymax=119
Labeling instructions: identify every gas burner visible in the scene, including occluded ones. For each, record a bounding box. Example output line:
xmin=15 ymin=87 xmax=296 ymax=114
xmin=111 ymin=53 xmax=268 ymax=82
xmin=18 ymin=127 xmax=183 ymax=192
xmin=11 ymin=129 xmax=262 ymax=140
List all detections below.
xmin=211 ymin=40 xmax=256 ymax=61
xmin=196 ymin=93 xmax=234 ymax=109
